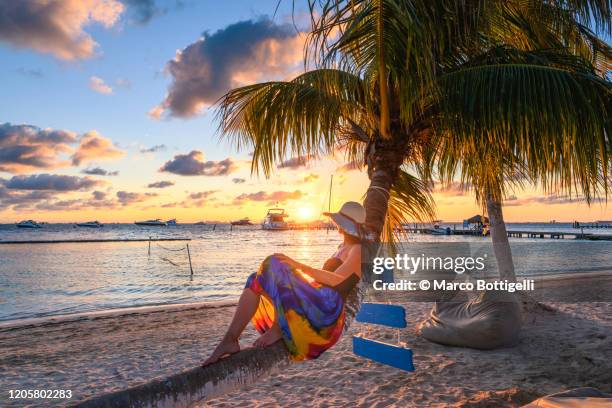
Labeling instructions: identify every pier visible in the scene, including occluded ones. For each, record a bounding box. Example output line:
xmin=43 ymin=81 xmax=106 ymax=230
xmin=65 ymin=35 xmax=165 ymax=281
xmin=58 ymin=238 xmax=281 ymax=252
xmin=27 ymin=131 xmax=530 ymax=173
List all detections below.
xmin=402 ymin=227 xmax=481 ymax=236
xmin=506 ymin=231 xmax=611 ymax=241
xmin=572 ymin=221 xmax=612 ymax=229
xmin=401 ymin=226 xmax=611 ymax=241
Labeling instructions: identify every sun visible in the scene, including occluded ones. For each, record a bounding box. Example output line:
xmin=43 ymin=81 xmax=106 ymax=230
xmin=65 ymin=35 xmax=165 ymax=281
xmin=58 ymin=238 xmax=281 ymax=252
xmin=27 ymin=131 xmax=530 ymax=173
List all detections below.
xmin=296 ymin=206 xmax=315 ymax=221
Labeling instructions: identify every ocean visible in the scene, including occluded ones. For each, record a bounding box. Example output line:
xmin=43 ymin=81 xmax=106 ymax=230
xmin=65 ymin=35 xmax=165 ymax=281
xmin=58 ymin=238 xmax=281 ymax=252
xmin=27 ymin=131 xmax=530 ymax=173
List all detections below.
xmin=0 ymin=222 xmax=610 ymax=322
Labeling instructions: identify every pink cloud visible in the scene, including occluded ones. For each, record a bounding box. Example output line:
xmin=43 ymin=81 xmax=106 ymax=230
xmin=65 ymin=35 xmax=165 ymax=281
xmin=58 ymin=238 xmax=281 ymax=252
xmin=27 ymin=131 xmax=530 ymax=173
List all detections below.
xmin=0 ymin=0 xmax=124 ymax=61
xmin=72 ymin=132 xmax=125 ymax=166
xmin=152 ymin=18 xmax=305 ymax=118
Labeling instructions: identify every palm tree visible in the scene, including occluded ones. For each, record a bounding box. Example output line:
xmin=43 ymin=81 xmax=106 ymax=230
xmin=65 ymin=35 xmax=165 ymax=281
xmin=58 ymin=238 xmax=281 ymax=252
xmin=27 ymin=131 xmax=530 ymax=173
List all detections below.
xmin=431 ymin=18 xmax=611 ymax=281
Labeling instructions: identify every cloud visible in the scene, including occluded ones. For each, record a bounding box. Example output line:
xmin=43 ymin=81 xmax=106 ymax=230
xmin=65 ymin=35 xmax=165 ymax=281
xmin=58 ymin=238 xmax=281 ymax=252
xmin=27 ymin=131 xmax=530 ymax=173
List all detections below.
xmin=122 ymin=0 xmax=184 ymax=24
xmin=0 ymin=122 xmax=76 ymax=173
xmin=189 ymin=190 xmax=218 ymax=200
xmin=92 ymin=190 xmax=107 ymax=200
xmin=147 ymin=105 xmax=164 ymax=120
xmin=159 ymin=150 xmax=237 ymax=176
xmin=81 ymin=167 xmax=119 ymax=176
xmin=147 ymin=180 xmax=174 ymax=188
xmin=16 ymin=67 xmax=43 ymax=78
xmin=89 ymin=76 xmax=113 ymax=94
xmin=140 ymin=144 xmax=167 ymax=153
xmin=277 ymin=156 xmax=309 ymax=170
xmin=0 ymin=122 xmax=124 ymax=174
xmin=432 ymin=181 xmax=471 ymax=197
xmin=232 ymin=177 xmax=246 ymax=184
xmin=0 ymin=187 xmax=56 ymax=210
xmin=116 ymin=190 xmax=157 ymax=205
xmin=0 ymin=0 xmax=124 ymax=61
xmin=152 ymin=18 xmax=305 ymax=118
xmin=115 ymin=77 xmax=131 ymax=88
xmin=1 ymin=174 xmax=102 ymax=191
xmin=72 ymin=132 xmax=125 ymax=165
xmin=122 ymin=0 xmax=157 ymax=23
xmin=160 ymin=190 xmax=220 ymax=208
xmin=302 ymin=173 xmax=319 ymax=183
xmin=233 ymin=190 xmax=302 ymax=205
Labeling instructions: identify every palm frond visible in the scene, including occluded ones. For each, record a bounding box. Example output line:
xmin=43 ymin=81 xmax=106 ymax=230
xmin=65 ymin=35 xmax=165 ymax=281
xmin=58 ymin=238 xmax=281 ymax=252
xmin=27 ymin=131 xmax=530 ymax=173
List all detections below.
xmin=216 ymin=69 xmax=369 ymax=176
xmin=437 ymin=57 xmax=611 ymax=201
xmin=380 ymin=169 xmax=436 ymax=251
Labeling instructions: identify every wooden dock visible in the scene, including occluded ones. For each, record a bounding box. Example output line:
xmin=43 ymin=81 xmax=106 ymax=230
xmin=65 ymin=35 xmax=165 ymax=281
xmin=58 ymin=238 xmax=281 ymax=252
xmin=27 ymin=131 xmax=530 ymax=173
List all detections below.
xmin=506 ymin=231 xmax=611 ymax=240
xmin=0 ymin=238 xmax=191 ymax=245
xmin=401 ymin=226 xmax=611 ymax=241
xmin=402 ymin=227 xmax=480 ymax=236
xmin=572 ymin=221 xmax=612 ymax=229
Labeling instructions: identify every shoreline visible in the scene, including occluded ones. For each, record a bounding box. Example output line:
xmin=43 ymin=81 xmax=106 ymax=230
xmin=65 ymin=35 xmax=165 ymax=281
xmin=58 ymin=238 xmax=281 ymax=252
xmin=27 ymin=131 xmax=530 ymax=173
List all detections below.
xmin=0 ymin=299 xmax=238 ymax=330
xmin=1 ymin=270 xmax=609 ymax=330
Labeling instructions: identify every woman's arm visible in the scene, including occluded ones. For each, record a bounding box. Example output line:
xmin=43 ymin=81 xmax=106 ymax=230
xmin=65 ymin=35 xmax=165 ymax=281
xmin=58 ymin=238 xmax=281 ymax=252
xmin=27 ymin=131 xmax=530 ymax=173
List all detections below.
xmin=274 ymin=245 xmax=361 ymax=287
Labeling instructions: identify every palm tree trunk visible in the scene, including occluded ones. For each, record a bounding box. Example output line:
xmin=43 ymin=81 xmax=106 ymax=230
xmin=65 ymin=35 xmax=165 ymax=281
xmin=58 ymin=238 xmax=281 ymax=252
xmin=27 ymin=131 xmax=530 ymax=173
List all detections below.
xmin=364 ymin=142 xmax=403 ymax=239
xmin=485 ymin=189 xmax=516 ymax=281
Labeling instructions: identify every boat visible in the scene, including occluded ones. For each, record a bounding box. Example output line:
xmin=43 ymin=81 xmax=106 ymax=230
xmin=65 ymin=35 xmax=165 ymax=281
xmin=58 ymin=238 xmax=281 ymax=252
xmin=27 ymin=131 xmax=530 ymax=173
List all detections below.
xmin=262 ymin=208 xmax=289 ymax=231
xmin=135 ymin=219 xmax=167 ymax=226
xmin=166 ymin=219 xmax=177 ymax=226
xmin=76 ymin=221 xmax=103 ymax=228
xmin=231 ymin=217 xmax=253 ymax=226
xmin=429 ymin=225 xmax=451 ymax=235
xmin=16 ymin=220 xmax=42 ymax=229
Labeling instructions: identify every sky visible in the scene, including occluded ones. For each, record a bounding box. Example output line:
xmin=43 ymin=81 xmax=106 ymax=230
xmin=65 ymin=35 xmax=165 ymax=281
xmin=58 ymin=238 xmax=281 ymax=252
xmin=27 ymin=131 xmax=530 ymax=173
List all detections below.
xmin=0 ymin=0 xmax=610 ymax=224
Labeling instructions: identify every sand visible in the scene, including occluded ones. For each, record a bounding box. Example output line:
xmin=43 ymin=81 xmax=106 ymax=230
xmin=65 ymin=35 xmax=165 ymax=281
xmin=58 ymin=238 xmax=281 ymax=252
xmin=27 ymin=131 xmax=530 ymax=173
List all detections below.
xmin=0 ymin=273 xmax=610 ymax=408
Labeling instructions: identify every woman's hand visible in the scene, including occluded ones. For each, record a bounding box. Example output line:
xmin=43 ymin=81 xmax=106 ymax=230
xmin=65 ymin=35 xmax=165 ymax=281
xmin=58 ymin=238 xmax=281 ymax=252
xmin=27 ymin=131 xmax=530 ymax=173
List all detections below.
xmin=273 ymin=253 xmax=300 ymax=269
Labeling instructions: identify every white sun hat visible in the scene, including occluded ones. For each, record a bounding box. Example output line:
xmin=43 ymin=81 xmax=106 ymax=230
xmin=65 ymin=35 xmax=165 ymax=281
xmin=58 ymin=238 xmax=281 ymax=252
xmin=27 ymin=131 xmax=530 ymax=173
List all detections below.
xmin=323 ymin=201 xmax=366 ymax=238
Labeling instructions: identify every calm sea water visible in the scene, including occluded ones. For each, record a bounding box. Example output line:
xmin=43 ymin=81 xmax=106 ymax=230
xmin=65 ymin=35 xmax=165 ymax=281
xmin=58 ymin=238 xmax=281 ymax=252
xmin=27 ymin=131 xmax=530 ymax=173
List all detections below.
xmin=0 ymin=223 xmax=610 ymax=322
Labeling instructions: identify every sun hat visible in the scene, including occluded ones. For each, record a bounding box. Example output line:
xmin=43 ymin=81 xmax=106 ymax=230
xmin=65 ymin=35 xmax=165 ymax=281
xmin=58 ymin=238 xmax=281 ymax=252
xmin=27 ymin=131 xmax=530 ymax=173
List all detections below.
xmin=323 ymin=201 xmax=366 ymax=238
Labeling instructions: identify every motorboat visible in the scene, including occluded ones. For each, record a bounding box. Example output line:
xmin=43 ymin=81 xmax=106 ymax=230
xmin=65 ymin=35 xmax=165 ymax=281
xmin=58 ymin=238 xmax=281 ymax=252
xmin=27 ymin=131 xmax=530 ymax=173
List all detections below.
xmin=76 ymin=221 xmax=103 ymax=228
xmin=166 ymin=219 xmax=177 ymax=226
xmin=231 ymin=217 xmax=253 ymax=226
xmin=262 ymin=208 xmax=289 ymax=231
xmin=429 ymin=223 xmax=451 ymax=235
xmin=135 ymin=219 xmax=167 ymax=226
xmin=16 ymin=220 xmax=42 ymax=229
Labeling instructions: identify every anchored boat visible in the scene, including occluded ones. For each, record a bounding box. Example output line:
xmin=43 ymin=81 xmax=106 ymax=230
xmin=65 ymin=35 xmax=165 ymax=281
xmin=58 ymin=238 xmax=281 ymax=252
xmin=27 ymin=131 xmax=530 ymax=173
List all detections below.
xmin=262 ymin=208 xmax=289 ymax=231
xmin=231 ymin=217 xmax=253 ymax=226
xmin=135 ymin=219 xmax=167 ymax=227
xmin=16 ymin=220 xmax=42 ymax=229
xmin=76 ymin=221 xmax=103 ymax=228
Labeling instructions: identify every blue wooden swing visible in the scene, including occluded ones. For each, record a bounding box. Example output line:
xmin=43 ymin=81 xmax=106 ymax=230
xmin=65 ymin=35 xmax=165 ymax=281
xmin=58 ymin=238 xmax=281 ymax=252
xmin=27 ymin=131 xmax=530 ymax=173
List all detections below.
xmin=352 ymin=268 xmax=414 ymax=371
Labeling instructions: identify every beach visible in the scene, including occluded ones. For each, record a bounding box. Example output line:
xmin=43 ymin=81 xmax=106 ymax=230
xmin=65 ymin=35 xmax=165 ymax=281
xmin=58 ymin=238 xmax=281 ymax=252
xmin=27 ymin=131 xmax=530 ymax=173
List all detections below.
xmin=1 ymin=272 xmax=610 ymax=408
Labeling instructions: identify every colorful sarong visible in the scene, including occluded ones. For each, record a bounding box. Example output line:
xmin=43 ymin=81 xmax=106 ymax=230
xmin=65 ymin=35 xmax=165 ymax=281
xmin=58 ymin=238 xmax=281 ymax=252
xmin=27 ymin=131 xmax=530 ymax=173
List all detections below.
xmin=245 ymin=255 xmax=345 ymax=361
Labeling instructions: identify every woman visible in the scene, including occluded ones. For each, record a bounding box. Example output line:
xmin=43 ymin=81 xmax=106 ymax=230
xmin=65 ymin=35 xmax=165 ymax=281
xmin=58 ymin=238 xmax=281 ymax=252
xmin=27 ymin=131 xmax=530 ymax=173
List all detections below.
xmin=202 ymin=201 xmax=366 ymax=366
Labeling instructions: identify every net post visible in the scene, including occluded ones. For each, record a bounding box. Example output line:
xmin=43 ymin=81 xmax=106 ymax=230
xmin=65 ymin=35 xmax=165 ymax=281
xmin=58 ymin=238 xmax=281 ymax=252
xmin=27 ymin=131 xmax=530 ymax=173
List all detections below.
xmin=186 ymin=244 xmax=194 ymax=276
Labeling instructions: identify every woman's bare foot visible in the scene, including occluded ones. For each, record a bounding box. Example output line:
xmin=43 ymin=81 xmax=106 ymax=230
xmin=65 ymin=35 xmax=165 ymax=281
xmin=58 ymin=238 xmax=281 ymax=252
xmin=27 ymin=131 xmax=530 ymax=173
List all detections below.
xmin=253 ymin=324 xmax=282 ymax=348
xmin=202 ymin=336 xmax=240 ymax=367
